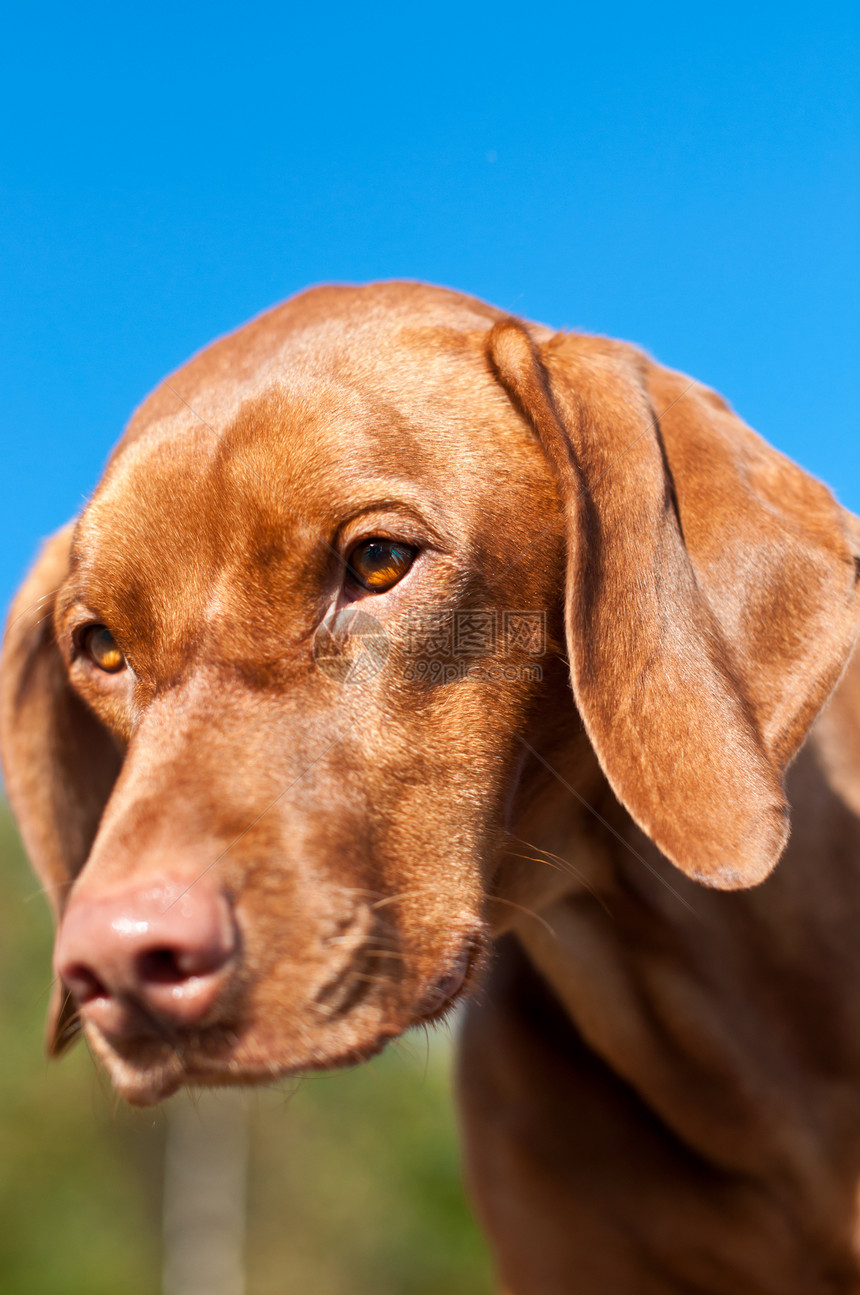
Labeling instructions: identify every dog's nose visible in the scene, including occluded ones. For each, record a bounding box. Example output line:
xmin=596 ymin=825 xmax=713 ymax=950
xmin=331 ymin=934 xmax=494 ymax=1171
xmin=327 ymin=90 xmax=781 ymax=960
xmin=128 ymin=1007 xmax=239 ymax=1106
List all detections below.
xmin=54 ymin=880 xmax=237 ymax=1035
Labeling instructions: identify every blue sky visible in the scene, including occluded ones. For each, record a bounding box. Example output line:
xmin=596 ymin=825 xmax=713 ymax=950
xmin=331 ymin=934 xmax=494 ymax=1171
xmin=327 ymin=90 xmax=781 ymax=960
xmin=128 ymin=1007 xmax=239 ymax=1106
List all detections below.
xmin=2 ymin=2 xmax=858 ymax=617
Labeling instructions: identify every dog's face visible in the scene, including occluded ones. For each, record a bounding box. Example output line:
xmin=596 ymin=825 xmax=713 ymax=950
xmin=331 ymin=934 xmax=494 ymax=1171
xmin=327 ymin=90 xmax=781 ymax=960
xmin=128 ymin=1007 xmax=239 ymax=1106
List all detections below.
xmin=3 ymin=282 xmax=860 ymax=1105
xmin=18 ymin=288 xmax=568 ymax=1102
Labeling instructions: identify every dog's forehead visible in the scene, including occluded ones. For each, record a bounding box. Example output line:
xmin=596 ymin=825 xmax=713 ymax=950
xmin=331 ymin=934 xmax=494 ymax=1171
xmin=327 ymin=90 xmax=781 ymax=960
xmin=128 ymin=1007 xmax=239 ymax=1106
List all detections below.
xmin=84 ymin=360 xmax=516 ymax=547
xmin=114 ymin=280 xmax=515 ymax=450
xmin=71 ymin=295 xmax=552 ymax=631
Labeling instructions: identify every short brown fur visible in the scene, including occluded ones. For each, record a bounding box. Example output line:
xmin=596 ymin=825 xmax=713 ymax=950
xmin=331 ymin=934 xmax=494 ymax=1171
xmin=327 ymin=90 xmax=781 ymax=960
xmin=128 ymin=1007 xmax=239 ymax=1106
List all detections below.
xmin=3 ymin=281 xmax=860 ymax=1292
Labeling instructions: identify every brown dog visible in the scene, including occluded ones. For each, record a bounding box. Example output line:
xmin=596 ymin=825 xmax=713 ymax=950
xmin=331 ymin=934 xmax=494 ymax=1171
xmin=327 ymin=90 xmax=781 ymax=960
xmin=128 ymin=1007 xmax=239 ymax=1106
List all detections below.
xmin=3 ymin=281 xmax=860 ymax=1293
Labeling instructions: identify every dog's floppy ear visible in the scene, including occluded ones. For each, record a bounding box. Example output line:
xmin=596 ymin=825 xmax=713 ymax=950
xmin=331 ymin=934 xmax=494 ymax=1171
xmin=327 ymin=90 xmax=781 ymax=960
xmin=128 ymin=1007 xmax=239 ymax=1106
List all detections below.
xmin=489 ymin=320 xmax=860 ymax=888
xmin=1 ymin=523 xmax=123 ymax=1051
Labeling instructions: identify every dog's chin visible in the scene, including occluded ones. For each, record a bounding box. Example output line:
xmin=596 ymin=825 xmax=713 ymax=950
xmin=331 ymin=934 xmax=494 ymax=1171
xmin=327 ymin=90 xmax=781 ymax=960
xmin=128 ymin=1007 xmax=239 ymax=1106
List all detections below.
xmin=78 ymin=939 xmax=483 ymax=1105
xmin=83 ymin=1017 xmax=408 ymax=1107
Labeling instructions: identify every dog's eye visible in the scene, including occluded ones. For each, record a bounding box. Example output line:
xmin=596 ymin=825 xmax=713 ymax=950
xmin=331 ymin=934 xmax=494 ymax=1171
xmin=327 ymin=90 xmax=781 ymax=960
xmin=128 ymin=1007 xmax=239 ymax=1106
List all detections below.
xmin=347 ymin=540 xmax=416 ymax=592
xmin=81 ymin=625 xmax=126 ymax=673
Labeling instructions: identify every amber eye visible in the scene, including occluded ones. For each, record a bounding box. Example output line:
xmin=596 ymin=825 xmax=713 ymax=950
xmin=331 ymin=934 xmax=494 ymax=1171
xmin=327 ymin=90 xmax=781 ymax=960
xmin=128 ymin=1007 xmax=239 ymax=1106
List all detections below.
xmin=347 ymin=539 xmax=417 ymax=592
xmin=81 ymin=625 xmax=126 ymax=674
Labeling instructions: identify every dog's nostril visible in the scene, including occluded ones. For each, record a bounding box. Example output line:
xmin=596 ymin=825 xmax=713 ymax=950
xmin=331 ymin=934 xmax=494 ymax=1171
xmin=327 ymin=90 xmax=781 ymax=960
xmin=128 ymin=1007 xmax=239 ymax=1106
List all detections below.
xmin=62 ymin=963 xmax=109 ymax=1006
xmin=135 ymin=933 xmax=236 ymax=987
xmin=55 ymin=879 xmax=237 ymax=1032
xmin=136 ymin=947 xmax=189 ymax=986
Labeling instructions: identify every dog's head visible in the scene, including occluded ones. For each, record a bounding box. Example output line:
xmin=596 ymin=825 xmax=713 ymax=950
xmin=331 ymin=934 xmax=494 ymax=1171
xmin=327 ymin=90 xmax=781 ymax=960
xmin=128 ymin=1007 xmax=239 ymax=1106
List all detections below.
xmin=3 ymin=282 xmax=859 ymax=1103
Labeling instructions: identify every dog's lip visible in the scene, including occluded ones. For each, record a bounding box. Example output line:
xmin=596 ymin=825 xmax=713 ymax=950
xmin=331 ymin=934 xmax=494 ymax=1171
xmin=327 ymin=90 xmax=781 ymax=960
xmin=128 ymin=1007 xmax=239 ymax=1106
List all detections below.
xmin=80 ymin=933 xmax=486 ymax=1103
xmin=76 ymin=993 xmax=173 ymax=1042
xmin=90 ymin=1020 xmax=403 ymax=1105
xmin=70 ymin=976 xmax=237 ymax=1044
xmin=87 ymin=975 xmax=473 ymax=1105
xmin=412 ymin=937 xmax=483 ymax=1023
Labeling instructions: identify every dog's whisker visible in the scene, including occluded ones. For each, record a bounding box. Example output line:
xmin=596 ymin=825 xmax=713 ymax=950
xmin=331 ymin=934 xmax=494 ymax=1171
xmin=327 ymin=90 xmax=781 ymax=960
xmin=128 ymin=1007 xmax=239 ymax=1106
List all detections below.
xmin=23 ymin=876 xmax=75 ymax=903
xmin=333 ymin=886 xmax=387 ymax=902
xmin=4 ymin=584 xmax=63 ymax=633
xmin=486 ymin=894 xmax=558 ymax=939
xmin=370 ymin=890 xmax=431 ymax=910
xmin=505 ymin=833 xmax=574 ymax=869
xmin=508 ymin=730 xmax=696 ymax=916
xmin=502 ymin=840 xmax=613 ymax=918
xmin=484 ymin=896 xmax=556 ymax=937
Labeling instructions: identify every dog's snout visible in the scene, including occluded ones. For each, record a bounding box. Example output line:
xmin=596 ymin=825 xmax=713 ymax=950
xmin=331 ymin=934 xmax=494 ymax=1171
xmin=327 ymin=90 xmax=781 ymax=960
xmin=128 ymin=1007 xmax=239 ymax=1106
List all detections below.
xmin=54 ymin=880 xmax=237 ymax=1035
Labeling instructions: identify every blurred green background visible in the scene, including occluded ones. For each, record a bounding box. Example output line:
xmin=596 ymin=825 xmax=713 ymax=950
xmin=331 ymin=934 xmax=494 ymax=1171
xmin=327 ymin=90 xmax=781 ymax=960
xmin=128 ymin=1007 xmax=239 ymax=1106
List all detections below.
xmin=0 ymin=807 xmax=492 ymax=1295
